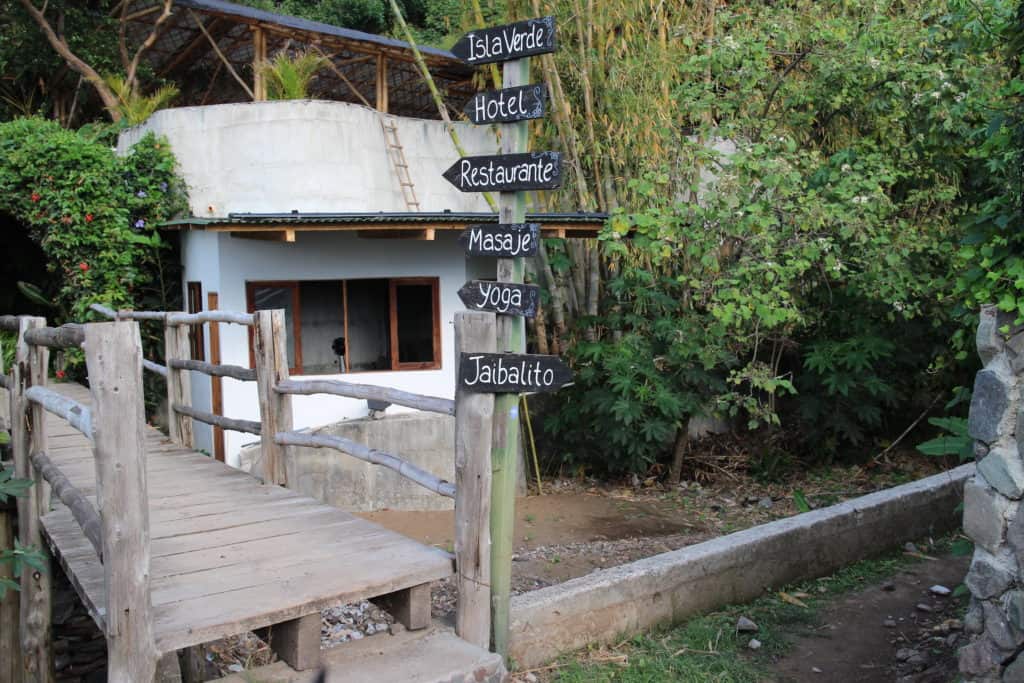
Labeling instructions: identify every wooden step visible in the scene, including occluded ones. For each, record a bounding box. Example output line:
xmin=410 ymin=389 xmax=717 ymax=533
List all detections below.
xmin=214 ymin=625 xmax=505 ymax=683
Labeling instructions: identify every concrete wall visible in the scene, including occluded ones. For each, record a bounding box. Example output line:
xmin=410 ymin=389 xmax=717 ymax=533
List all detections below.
xmin=959 ymin=306 xmax=1024 ymax=681
xmin=509 ymin=464 xmax=972 ymax=669
xmin=238 ymin=412 xmax=455 ymax=512
xmin=116 ymin=100 xmax=497 ymax=216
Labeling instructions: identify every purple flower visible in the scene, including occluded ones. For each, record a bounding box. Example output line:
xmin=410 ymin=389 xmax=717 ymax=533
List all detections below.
xmin=159 ymin=182 xmax=168 ymax=191
xmin=136 ymin=190 xmax=148 ymax=198
xmin=134 ymin=219 xmax=146 ymax=228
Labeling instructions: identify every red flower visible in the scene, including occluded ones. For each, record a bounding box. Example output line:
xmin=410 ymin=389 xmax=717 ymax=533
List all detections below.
xmin=85 ymin=213 xmax=94 ymax=223
xmin=55 ymin=370 xmax=66 ymax=380
xmin=30 ymin=192 xmax=40 ymax=202
xmin=78 ymin=262 xmax=89 ymax=272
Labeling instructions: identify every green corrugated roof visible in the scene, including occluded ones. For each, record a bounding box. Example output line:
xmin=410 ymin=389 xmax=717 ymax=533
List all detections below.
xmin=163 ymin=212 xmax=609 ymax=228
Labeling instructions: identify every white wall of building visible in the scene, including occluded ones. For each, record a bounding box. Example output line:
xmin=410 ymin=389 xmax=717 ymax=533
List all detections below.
xmin=117 ymin=100 xmax=498 ymax=216
xmin=191 ymin=230 xmax=493 ymax=466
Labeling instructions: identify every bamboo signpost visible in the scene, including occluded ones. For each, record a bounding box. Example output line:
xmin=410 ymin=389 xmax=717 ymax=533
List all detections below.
xmin=445 ymin=15 xmax=569 ymax=660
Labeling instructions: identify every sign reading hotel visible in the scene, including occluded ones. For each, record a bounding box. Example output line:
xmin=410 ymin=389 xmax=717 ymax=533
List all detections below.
xmin=458 ymin=223 xmax=540 ymax=257
xmin=451 ymin=16 xmax=557 ymax=66
xmin=458 ymin=281 xmax=540 ymax=318
xmin=459 ymin=352 xmax=572 ymax=393
xmin=443 ymin=152 xmax=563 ymax=192
xmin=464 ymin=84 xmax=547 ymax=125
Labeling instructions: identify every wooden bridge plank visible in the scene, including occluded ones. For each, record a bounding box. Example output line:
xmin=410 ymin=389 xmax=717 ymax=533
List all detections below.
xmin=39 ymin=382 xmax=454 ymax=657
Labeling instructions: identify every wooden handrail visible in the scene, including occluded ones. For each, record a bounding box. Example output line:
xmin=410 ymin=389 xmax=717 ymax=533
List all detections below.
xmin=30 ymin=451 xmax=103 ymax=561
xmin=169 ymin=359 xmax=256 ymax=382
xmin=276 ymin=378 xmax=456 ymax=416
xmin=143 ymin=359 xmax=168 ymax=377
xmin=172 ymin=403 xmax=261 ymax=435
xmin=91 ymin=303 xmax=254 ymax=327
xmin=23 ymin=323 xmax=85 ymax=349
xmin=24 ymin=386 xmax=93 ymax=441
xmin=275 ymin=430 xmax=456 ymax=498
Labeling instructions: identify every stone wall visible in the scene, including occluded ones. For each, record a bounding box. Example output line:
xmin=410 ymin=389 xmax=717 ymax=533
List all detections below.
xmin=960 ymin=306 xmax=1024 ymax=680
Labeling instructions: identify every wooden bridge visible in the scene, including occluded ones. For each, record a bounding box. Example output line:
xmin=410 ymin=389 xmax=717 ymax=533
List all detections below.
xmin=0 ymin=307 xmax=498 ymax=682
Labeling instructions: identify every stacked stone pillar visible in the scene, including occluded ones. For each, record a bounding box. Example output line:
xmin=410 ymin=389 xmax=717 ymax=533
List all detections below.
xmin=961 ymin=306 xmax=1024 ymax=680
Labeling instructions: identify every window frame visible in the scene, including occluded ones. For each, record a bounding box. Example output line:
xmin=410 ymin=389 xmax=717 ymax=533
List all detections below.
xmin=245 ymin=277 xmax=441 ymax=375
xmin=245 ymin=281 xmax=303 ymax=374
xmin=186 ymin=281 xmax=206 ymax=361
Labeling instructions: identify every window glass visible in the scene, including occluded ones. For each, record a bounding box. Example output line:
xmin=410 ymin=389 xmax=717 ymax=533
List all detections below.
xmin=298 ymin=281 xmax=345 ymax=374
xmin=395 ymin=283 xmax=435 ymax=364
xmin=346 ymin=279 xmax=391 ymax=371
xmin=251 ymin=285 xmax=297 ymax=369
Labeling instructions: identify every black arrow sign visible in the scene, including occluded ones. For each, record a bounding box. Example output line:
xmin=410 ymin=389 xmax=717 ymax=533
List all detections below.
xmin=458 ymin=280 xmax=539 ymax=318
xmin=459 ymin=352 xmax=572 ymax=393
xmin=459 ymin=223 xmax=539 ymax=257
xmin=464 ymin=84 xmax=547 ymax=125
xmin=451 ymin=16 xmax=557 ymax=66
xmin=443 ymin=152 xmax=562 ymax=193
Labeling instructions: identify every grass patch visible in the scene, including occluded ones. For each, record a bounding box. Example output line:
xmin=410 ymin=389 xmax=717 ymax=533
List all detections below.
xmin=538 ymin=539 xmax=950 ymax=682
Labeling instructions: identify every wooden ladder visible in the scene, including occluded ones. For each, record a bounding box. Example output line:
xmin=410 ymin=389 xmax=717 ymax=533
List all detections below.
xmin=380 ymin=116 xmax=421 ymax=212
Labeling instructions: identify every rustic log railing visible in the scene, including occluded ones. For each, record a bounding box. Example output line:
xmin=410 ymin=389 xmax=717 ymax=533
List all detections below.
xmin=49 ymin=303 xmax=499 ymax=657
xmin=2 ymin=316 xmax=158 ymax=681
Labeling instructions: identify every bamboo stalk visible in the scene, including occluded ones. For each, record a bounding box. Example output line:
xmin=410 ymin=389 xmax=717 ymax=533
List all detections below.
xmin=387 ymin=0 xmax=498 ymax=211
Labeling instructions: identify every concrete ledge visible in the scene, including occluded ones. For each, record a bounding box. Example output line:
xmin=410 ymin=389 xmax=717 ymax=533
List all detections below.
xmin=509 ymin=463 xmax=974 ymax=668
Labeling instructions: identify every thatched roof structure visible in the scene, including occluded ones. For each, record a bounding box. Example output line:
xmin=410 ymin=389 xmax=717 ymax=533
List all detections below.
xmin=123 ymin=0 xmax=476 ymax=118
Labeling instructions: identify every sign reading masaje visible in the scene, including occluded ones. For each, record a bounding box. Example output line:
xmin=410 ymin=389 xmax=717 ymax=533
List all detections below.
xmin=443 ymin=152 xmax=563 ymax=192
xmin=458 ymin=223 xmax=540 ymax=257
xmin=459 ymin=353 xmax=572 ymax=393
xmin=451 ymin=16 xmax=557 ymax=65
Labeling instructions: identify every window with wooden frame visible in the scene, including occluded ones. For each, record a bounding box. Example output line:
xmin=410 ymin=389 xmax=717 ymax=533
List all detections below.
xmin=245 ymin=278 xmax=440 ymax=375
xmin=186 ymin=281 xmax=205 ymax=361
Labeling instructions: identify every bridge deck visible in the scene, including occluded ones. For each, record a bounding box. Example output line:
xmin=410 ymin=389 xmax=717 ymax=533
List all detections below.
xmin=38 ymin=383 xmax=453 ymax=655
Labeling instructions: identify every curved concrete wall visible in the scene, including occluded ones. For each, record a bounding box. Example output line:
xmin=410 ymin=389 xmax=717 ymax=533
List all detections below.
xmin=117 ymin=100 xmax=498 ymax=216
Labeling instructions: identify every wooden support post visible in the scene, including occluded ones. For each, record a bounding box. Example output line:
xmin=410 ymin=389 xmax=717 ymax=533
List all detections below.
xmin=85 ymin=321 xmax=159 ymax=682
xmin=13 ymin=316 xmax=54 ymax=683
xmin=164 ymin=319 xmax=193 ymax=447
xmin=0 ymin=499 xmax=18 ymax=683
xmin=373 ymin=583 xmax=431 ymax=631
xmin=261 ymin=613 xmax=321 ymax=671
xmin=453 ymin=311 xmax=495 ymax=649
xmin=252 ymin=26 xmax=267 ymax=101
xmin=490 ymin=56 xmax=530 ymax=659
xmin=207 ymin=293 xmax=226 ymax=462
xmin=253 ymin=310 xmax=293 ymax=486
xmin=376 ymin=53 xmax=389 ymax=113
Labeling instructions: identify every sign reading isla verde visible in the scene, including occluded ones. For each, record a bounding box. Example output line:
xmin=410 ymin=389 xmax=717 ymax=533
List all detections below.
xmin=450 ymin=16 xmax=557 ymax=65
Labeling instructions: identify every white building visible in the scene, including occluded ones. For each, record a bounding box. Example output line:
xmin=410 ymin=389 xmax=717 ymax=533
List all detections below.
xmin=115 ymin=2 xmax=601 ymax=467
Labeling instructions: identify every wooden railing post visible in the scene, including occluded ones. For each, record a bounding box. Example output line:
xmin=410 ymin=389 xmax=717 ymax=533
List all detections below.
xmin=254 ymin=310 xmax=292 ymax=486
xmin=12 ymin=316 xmax=54 ymax=683
xmin=453 ymin=311 xmax=496 ymax=649
xmin=164 ymin=317 xmax=193 ymax=447
xmin=84 ymin=321 xmax=159 ymax=682
xmin=0 ymin=330 xmax=19 ymax=683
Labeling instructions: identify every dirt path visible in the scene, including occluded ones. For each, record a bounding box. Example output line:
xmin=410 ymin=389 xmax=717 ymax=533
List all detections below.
xmin=769 ymin=553 xmax=970 ymax=682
